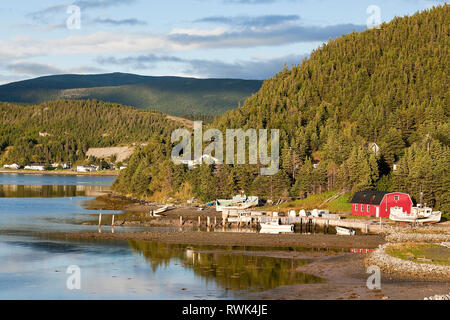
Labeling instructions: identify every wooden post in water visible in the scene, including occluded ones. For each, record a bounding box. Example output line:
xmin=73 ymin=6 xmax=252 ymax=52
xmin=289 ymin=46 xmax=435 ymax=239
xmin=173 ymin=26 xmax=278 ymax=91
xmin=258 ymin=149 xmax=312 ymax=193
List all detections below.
xmin=111 ymin=214 xmax=115 ymax=234
xmin=300 ymin=218 xmax=303 ymax=233
xmin=207 ymin=216 xmax=210 ymax=227
xmin=98 ymin=213 xmax=102 ymax=233
xmin=198 ymin=216 xmax=201 ymax=227
xmin=214 ymin=216 xmax=217 ymax=226
xmin=180 ymin=216 xmax=183 ymax=226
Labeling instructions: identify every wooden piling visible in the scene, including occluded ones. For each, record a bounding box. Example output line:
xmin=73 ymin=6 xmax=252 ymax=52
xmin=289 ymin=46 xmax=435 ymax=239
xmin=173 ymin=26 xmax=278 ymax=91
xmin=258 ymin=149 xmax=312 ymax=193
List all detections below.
xmin=98 ymin=213 xmax=102 ymax=233
xmin=207 ymin=216 xmax=211 ymax=227
xmin=180 ymin=216 xmax=183 ymax=226
xmin=198 ymin=216 xmax=201 ymax=226
xmin=111 ymin=214 xmax=115 ymax=234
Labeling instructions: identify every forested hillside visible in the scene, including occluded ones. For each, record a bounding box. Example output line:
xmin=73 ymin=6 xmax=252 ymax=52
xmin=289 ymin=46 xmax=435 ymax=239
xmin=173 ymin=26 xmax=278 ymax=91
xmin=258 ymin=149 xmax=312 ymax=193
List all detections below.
xmin=0 ymin=100 xmax=179 ymax=166
xmin=112 ymin=5 xmax=449 ymax=213
xmin=0 ymin=73 xmax=262 ymax=118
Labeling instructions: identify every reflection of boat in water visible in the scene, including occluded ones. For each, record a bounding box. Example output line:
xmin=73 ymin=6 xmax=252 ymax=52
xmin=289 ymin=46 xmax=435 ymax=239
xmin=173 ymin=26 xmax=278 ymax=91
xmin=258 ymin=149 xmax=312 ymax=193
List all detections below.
xmin=336 ymin=226 xmax=355 ymax=236
xmin=215 ymin=194 xmax=259 ymax=212
xmin=150 ymin=205 xmax=169 ymax=217
xmin=259 ymin=219 xmax=294 ymax=234
xmin=389 ymin=206 xmax=441 ymax=224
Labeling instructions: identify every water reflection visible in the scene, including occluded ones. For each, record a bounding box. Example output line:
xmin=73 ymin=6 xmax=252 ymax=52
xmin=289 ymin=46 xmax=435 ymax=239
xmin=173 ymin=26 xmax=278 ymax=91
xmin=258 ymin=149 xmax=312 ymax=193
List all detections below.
xmin=129 ymin=241 xmax=324 ymax=293
xmin=0 ymin=184 xmax=109 ymax=198
xmin=0 ymin=173 xmax=115 ymax=186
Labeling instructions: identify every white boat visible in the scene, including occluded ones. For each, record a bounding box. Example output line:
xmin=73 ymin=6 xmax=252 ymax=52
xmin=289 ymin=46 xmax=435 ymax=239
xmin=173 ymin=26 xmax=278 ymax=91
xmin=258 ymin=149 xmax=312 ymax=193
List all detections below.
xmin=259 ymin=219 xmax=294 ymax=234
xmin=389 ymin=206 xmax=441 ymax=224
xmin=150 ymin=205 xmax=169 ymax=217
xmin=215 ymin=194 xmax=259 ymax=212
xmin=311 ymin=209 xmax=321 ymax=217
xmin=299 ymin=210 xmax=308 ymax=217
xmin=336 ymin=226 xmax=356 ymax=236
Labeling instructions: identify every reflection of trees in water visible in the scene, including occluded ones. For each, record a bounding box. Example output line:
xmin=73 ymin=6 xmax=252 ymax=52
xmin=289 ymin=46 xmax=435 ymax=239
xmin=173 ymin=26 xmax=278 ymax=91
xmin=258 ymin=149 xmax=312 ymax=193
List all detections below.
xmin=0 ymin=185 xmax=108 ymax=198
xmin=128 ymin=241 xmax=324 ymax=292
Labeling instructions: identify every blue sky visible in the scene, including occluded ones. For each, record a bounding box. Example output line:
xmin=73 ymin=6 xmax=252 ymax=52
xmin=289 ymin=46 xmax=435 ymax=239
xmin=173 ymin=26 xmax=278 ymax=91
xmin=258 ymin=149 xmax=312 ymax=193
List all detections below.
xmin=0 ymin=0 xmax=445 ymax=83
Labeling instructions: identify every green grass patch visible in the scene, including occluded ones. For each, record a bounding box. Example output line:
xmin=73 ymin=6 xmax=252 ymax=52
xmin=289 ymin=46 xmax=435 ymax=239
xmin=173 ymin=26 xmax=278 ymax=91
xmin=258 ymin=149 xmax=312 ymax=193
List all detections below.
xmin=386 ymin=243 xmax=450 ymax=266
xmin=261 ymin=191 xmax=352 ymax=213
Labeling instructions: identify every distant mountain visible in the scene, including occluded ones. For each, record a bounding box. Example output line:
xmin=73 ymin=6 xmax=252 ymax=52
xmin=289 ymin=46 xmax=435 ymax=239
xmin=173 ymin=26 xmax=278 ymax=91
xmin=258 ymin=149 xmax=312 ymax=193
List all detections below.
xmin=0 ymin=73 xmax=263 ymax=117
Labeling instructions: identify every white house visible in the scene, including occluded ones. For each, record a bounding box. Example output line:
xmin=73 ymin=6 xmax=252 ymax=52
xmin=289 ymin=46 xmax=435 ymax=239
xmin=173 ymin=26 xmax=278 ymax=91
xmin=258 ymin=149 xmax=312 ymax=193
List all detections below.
xmin=367 ymin=142 xmax=380 ymax=156
xmin=3 ymin=163 xmax=20 ymax=170
xmin=51 ymin=163 xmax=70 ymax=169
xmin=77 ymin=165 xmax=100 ymax=172
xmin=179 ymin=154 xmax=220 ymax=170
xmin=24 ymin=163 xmax=46 ymax=171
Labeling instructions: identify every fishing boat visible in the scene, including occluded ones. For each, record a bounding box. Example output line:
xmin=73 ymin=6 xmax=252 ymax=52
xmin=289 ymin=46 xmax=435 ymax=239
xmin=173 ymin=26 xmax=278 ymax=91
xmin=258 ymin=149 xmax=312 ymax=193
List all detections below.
xmin=389 ymin=206 xmax=441 ymax=224
xmin=259 ymin=219 xmax=294 ymax=234
xmin=150 ymin=205 xmax=169 ymax=217
xmin=215 ymin=194 xmax=259 ymax=212
xmin=336 ymin=226 xmax=356 ymax=236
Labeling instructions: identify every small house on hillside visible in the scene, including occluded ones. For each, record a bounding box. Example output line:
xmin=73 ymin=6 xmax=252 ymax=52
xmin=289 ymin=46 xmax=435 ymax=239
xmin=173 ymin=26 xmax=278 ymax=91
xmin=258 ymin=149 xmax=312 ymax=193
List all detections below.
xmin=367 ymin=142 xmax=380 ymax=156
xmin=179 ymin=154 xmax=220 ymax=170
xmin=350 ymin=190 xmax=412 ymax=218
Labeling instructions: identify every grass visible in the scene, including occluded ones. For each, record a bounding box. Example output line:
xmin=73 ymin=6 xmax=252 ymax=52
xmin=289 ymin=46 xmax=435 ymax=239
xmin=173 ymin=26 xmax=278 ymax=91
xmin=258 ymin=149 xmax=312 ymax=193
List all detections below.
xmin=386 ymin=243 xmax=450 ymax=266
xmin=261 ymin=190 xmax=352 ymax=213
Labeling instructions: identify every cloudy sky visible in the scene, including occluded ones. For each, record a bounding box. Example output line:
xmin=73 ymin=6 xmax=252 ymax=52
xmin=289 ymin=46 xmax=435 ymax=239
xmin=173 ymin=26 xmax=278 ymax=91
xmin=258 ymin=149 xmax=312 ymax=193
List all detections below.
xmin=0 ymin=0 xmax=445 ymax=84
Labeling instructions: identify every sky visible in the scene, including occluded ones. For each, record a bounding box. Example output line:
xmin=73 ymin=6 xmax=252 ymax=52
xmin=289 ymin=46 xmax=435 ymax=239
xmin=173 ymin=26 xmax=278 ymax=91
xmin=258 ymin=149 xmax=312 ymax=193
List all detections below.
xmin=0 ymin=0 xmax=445 ymax=84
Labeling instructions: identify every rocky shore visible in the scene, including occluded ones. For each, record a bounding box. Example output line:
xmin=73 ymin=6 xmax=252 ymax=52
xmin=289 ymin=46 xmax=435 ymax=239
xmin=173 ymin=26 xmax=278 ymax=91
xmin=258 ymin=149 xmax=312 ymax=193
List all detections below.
xmin=386 ymin=232 xmax=450 ymax=243
xmin=424 ymin=293 xmax=450 ymax=300
xmin=365 ymin=243 xmax=450 ymax=281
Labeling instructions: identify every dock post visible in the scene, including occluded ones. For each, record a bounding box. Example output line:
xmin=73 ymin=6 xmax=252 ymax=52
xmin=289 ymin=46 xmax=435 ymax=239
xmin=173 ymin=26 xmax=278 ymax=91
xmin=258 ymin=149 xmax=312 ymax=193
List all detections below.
xmin=98 ymin=213 xmax=102 ymax=233
xmin=111 ymin=214 xmax=115 ymax=234
xmin=180 ymin=216 xmax=183 ymax=226
xmin=207 ymin=216 xmax=210 ymax=227
xmin=214 ymin=216 xmax=217 ymax=226
xmin=198 ymin=216 xmax=201 ymax=226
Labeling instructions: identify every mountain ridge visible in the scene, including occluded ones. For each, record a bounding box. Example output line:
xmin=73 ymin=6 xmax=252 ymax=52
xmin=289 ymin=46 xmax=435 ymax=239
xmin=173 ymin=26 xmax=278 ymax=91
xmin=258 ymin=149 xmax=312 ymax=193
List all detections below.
xmin=0 ymin=72 xmax=263 ymax=117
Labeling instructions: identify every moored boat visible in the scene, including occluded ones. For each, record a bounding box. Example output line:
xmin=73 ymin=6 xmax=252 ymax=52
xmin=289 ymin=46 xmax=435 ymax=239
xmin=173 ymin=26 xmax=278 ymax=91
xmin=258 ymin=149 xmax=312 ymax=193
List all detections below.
xmin=259 ymin=219 xmax=294 ymax=234
xmin=336 ymin=226 xmax=356 ymax=236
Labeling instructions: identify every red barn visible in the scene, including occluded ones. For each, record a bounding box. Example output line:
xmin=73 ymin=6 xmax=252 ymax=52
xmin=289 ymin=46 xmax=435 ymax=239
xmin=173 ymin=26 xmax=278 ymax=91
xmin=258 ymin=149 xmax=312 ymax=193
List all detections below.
xmin=350 ymin=190 xmax=413 ymax=218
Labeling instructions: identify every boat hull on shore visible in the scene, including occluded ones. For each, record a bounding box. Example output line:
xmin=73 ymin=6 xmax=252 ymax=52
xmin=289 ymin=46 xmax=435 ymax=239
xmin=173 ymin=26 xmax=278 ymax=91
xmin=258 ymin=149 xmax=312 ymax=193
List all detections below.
xmin=215 ymin=195 xmax=259 ymax=212
xmin=389 ymin=206 xmax=442 ymax=224
xmin=336 ymin=226 xmax=356 ymax=236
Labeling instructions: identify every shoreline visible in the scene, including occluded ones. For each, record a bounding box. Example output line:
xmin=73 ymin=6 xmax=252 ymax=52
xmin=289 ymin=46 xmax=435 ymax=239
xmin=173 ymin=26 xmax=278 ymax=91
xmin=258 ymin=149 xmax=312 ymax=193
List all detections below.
xmin=51 ymin=230 xmax=386 ymax=249
xmin=0 ymin=169 xmax=119 ymax=176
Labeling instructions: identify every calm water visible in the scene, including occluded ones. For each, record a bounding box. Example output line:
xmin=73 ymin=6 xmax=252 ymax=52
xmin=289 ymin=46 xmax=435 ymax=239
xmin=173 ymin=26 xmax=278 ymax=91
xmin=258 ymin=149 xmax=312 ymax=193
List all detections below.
xmin=0 ymin=173 xmax=322 ymax=300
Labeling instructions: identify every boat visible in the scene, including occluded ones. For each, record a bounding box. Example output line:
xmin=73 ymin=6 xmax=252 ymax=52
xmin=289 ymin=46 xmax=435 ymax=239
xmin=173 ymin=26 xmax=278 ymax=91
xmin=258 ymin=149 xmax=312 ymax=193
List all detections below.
xmin=150 ymin=205 xmax=169 ymax=217
xmin=215 ymin=194 xmax=259 ymax=212
xmin=336 ymin=226 xmax=356 ymax=236
xmin=259 ymin=219 xmax=294 ymax=234
xmin=389 ymin=206 xmax=441 ymax=224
